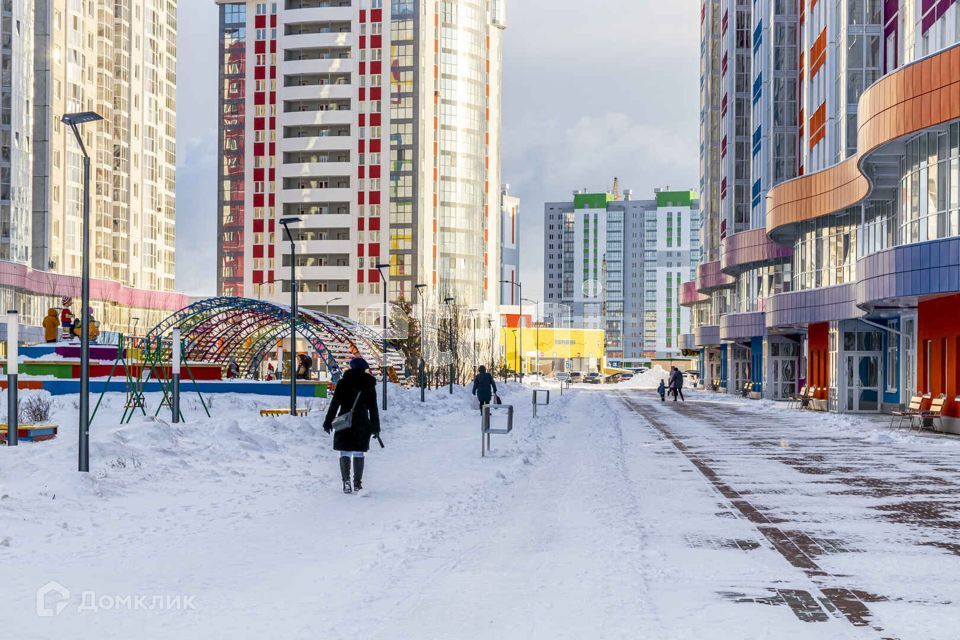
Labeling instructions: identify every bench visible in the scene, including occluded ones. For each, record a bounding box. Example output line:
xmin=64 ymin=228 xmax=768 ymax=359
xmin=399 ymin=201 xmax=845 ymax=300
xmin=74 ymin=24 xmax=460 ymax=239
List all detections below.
xmin=259 ymin=408 xmax=310 ymax=417
xmin=788 ymin=385 xmax=807 ymax=409
xmin=914 ymin=393 xmax=946 ymax=432
xmin=797 ymin=386 xmax=815 ymax=409
xmin=801 ymin=386 xmax=819 ymax=410
xmin=890 ymin=393 xmax=924 ymax=429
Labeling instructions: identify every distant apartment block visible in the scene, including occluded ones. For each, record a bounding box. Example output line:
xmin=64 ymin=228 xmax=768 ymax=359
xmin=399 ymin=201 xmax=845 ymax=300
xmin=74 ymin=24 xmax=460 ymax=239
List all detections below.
xmin=499 ymin=185 xmax=520 ymax=306
xmin=544 ymin=187 xmax=702 ymax=365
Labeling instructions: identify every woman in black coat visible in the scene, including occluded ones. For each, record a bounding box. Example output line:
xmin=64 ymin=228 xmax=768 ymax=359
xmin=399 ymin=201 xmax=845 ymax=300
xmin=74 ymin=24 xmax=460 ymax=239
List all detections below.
xmin=323 ymin=357 xmax=381 ymax=493
xmin=471 ymin=365 xmax=498 ymax=413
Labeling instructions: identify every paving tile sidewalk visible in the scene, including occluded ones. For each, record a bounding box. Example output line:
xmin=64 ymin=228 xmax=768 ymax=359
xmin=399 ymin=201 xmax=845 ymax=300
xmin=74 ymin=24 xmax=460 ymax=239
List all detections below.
xmin=619 ymin=390 xmax=960 ymax=639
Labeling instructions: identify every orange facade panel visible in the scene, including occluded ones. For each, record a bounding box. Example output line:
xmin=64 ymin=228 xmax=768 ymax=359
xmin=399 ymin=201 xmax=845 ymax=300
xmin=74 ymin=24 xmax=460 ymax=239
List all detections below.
xmin=808 ymin=102 xmax=826 ymax=149
xmin=809 ymin=28 xmax=827 ymax=78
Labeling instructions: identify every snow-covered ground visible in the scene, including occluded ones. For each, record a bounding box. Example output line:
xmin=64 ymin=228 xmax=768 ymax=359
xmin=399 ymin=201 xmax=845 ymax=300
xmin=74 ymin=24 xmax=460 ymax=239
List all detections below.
xmin=2 ymin=384 xmax=959 ymax=639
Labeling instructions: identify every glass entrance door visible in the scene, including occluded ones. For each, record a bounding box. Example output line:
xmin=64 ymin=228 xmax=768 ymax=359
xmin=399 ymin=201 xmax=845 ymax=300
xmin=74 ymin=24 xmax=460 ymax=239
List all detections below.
xmin=770 ymin=356 xmax=797 ymax=400
xmin=730 ymin=346 xmax=750 ymax=392
xmin=845 ymin=354 xmax=879 ymax=412
xmin=902 ymin=316 xmax=916 ymax=397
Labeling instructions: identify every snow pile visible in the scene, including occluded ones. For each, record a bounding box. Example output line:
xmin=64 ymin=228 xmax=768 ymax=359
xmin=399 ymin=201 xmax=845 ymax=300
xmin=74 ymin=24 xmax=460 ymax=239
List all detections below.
xmin=621 ymin=364 xmax=671 ymax=388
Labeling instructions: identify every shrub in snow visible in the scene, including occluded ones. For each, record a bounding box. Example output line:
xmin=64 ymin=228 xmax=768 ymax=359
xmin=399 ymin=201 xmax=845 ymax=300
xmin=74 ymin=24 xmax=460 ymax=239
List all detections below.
xmin=18 ymin=394 xmax=53 ymax=424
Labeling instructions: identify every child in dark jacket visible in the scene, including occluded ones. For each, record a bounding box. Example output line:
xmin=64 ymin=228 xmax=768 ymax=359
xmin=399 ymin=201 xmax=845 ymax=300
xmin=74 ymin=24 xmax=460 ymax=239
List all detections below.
xmin=657 ymin=380 xmax=666 ymax=402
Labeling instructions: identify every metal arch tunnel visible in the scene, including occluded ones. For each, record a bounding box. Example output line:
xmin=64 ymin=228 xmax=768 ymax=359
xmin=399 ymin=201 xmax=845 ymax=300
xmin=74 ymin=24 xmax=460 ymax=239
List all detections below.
xmin=145 ymin=297 xmax=400 ymax=382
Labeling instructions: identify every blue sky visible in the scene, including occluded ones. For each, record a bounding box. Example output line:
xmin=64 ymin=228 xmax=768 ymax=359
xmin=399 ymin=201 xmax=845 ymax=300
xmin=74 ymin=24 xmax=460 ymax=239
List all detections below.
xmin=174 ymin=0 xmax=700 ymax=299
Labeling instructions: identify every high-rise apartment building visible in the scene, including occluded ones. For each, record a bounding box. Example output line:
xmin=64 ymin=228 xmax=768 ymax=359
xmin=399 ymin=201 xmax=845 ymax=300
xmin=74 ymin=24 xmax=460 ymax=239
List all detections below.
xmin=1 ymin=0 xmax=34 ymax=267
xmin=0 ymin=0 xmax=184 ymax=332
xmin=215 ymin=0 xmax=507 ymax=322
xmin=686 ymin=0 xmax=960 ymax=428
xmin=544 ymin=187 xmax=701 ymax=365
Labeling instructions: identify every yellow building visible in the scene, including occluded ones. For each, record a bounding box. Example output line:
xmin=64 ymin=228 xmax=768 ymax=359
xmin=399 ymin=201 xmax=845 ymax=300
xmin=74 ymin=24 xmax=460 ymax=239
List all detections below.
xmin=500 ymin=327 xmax=605 ymax=373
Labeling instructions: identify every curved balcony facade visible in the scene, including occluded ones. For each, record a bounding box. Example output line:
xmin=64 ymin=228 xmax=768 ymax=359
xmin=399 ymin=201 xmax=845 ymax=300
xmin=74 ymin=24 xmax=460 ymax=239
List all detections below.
xmin=695 ymin=260 xmax=735 ymax=293
xmin=720 ymin=228 xmax=793 ymax=275
xmin=765 ymin=284 xmax=861 ymax=330
xmin=694 ymin=324 xmax=721 ymax=348
xmin=766 ymin=43 xmax=960 ymax=243
xmin=679 ymin=280 xmax=708 ymax=307
xmin=856 ymin=236 xmax=960 ymax=310
xmin=720 ymin=311 xmax=766 ymax=341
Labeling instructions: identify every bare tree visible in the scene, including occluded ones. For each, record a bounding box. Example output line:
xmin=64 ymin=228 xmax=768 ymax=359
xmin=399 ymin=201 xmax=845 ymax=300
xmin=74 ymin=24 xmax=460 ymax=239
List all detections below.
xmin=389 ymin=298 xmax=421 ymax=376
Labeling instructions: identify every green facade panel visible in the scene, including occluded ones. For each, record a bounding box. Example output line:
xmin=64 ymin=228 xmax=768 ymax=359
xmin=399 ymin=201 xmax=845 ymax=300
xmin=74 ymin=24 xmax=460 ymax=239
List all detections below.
xmin=655 ymin=190 xmax=697 ymax=208
xmin=573 ymin=192 xmax=613 ymax=209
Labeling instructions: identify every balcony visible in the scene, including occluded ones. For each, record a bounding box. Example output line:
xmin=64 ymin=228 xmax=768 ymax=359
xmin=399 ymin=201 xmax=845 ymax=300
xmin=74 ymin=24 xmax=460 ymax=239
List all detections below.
xmin=280 ymin=162 xmax=353 ymax=179
xmin=695 ymin=261 xmax=735 ymax=294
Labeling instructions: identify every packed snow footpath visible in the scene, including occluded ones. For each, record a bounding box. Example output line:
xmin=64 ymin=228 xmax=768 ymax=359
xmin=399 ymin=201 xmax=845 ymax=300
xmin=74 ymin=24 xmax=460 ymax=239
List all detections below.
xmin=0 ymin=382 xmax=616 ymax=639
xmin=3 ymin=381 xmax=960 ymax=639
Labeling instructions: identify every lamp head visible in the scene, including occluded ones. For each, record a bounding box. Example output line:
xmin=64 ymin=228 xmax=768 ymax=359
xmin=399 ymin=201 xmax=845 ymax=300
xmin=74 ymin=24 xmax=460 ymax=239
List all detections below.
xmin=61 ymin=111 xmax=104 ymax=126
xmin=414 ymin=283 xmax=427 ymax=290
xmin=278 ymin=217 xmax=302 ymax=226
xmin=375 ymin=262 xmax=390 ymax=269
xmin=443 ymin=297 xmax=455 ymax=304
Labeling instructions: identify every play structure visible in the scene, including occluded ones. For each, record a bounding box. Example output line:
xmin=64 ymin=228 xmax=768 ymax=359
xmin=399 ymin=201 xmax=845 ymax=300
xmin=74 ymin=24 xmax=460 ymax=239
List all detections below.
xmin=90 ymin=333 xmax=212 ymax=424
xmin=0 ymin=297 xmax=404 ymax=429
xmin=144 ymin=297 xmax=403 ymax=382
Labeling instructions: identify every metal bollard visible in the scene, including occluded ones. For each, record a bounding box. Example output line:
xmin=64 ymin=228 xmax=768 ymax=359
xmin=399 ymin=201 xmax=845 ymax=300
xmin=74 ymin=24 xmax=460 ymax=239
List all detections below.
xmin=171 ymin=328 xmax=181 ymax=423
xmin=6 ymin=310 xmax=18 ymax=446
xmin=532 ymin=389 xmax=550 ymax=418
xmin=481 ymin=404 xmax=513 ymax=457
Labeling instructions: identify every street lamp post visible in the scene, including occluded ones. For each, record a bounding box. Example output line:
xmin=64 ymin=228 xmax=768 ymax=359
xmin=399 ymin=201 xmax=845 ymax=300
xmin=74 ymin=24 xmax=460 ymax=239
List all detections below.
xmin=62 ymin=111 xmax=103 ymax=473
xmin=323 ymin=296 xmax=343 ymax=316
xmin=499 ymin=280 xmax=522 ymax=382
xmin=278 ymin=217 xmax=302 ymax=416
xmin=6 ymin=311 xmax=18 ymax=447
xmin=513 ymin=330 xmax=519 ymax=381
xmin=487 ymin=318 xmax=494 ymax=372
xmin=470 ymin=309 xmax=478 ymax=375
xmin=375 ymin=263 xmax=390 ymax=410
xmin=414 ymin=284 xmax=427 ymax=402
xmin=523 ymin=298 xmax=540 ymax=377
xmin=443 ymin=297 xmax=455 ymax=393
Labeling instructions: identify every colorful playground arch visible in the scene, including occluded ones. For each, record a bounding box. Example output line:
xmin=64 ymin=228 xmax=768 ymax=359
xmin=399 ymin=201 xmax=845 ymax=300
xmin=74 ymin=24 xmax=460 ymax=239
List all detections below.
xmin=146 ymin=297 xmax=399 ymax=381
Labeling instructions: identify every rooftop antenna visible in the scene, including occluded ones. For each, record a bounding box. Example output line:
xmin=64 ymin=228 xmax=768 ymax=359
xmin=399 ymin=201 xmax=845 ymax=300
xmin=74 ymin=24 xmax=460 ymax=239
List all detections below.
xmin=612 ymin=177 xmax=621 ymax=200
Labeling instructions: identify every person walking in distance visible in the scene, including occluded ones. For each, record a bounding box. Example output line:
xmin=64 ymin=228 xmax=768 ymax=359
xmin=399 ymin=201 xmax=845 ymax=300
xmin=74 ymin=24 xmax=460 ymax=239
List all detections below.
xmin=323 ymin=357 xmax=381 ymax=494
xmin=669 ymin=367 xmax=685 ymax=402
xmin=657 ymin=379 xmax=666 ymax=402
xmin=472 ymin=365 xmax=498 ymax=414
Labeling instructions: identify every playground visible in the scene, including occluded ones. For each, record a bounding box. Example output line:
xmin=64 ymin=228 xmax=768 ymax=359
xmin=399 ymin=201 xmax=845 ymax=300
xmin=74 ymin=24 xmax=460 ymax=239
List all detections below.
xmin=1 ymin=297 xmax=406 ymax=433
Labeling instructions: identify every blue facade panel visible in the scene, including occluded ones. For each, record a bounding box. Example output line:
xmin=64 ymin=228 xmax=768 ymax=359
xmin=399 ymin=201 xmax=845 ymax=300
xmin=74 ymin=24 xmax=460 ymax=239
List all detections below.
xmin=750 ymin=336 xmax=764 ymax=393
xmin=720 ymin=344 xmax=728 ymax=388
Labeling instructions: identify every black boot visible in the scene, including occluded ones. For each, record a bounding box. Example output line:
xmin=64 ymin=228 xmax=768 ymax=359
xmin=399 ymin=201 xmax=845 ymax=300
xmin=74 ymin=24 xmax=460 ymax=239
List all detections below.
xmin=339 ymin=456 xmax=352 ymax=494
xmin=353 ymin=456 xmax=364 ymax=491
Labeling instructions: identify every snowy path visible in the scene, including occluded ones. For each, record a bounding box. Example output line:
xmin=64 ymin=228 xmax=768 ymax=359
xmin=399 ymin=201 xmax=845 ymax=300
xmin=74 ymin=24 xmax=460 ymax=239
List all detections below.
xmin=3 ymin=385 xmax=960 ymax=639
